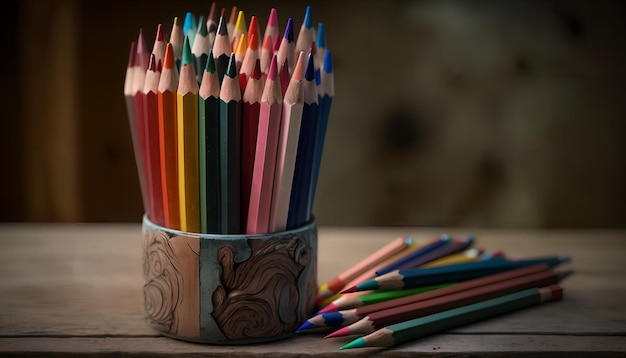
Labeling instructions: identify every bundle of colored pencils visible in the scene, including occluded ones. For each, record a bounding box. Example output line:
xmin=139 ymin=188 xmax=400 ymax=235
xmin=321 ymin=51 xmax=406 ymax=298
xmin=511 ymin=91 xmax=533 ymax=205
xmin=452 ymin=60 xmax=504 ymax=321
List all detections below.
xmin=299 ymin=234 xmax=573 ymax=350
xmin=124 ymin=4 xmax=334 ymax=235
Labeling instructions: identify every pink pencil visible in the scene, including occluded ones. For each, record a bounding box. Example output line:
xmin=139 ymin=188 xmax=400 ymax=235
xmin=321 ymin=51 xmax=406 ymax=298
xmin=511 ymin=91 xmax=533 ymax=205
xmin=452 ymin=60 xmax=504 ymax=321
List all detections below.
xmin=316 ymin=236 xmax=414 ymax=307
xmin=268 ymin=51 xmax=306 ymax=232
xmin=263 ymin=8 xmax=279 ymax=45
xmin=246 ymin=56 xmax=283 ymax=234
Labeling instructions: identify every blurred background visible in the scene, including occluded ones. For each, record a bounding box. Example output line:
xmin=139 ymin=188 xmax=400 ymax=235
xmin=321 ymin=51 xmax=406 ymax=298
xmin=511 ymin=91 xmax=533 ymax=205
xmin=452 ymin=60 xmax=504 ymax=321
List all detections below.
xmin=1 ymin=0 xmax=624 ymax=228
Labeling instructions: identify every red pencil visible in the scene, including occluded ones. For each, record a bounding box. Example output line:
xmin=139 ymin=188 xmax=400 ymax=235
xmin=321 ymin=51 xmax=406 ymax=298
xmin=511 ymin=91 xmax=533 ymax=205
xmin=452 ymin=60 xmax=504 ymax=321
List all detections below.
xmin=240 ymin=59 xmax=263 ymax=230
xmin=143 ymin=53 xmax=164 ymax=225
xmin=260 ymin=34 xmax=274 ymax=75
xmin=247 ymin=56 xmax=283 ymax=234
xmin=238 ymin=33 xmax=259 ymax=93
xmin=132 ymin=29 xmax=150 ymax=215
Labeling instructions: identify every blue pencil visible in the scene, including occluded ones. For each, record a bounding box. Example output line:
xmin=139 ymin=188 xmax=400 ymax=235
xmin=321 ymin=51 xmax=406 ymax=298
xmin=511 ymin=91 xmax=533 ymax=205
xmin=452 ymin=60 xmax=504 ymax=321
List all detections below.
xmin=342 ymin=255 xmax=571 ymax=293
xmin=375 ymin=235 xmax=452 ymax=276
xmin=286 ymin=53 xmax=319 ymax=229
xmin=308 ymin=49 xmax=333 ymax=214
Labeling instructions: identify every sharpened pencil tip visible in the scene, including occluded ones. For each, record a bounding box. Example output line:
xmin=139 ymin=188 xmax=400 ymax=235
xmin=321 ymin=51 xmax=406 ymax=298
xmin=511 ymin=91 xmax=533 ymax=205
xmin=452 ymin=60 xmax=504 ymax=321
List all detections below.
xmin=317 ymin=23 xmax=326 ymax=48
xmin=339 ymin=286 xmax=356 ymax=294
xmin=235 ymin=10 xmax=246 ymax=32
xmin=304 ymin=53 xmax=315 ymax=81
xmin=226 ymin=53 xmax=237 ymax=78
xmin=163 ymin=43 xmax=175 ymax=69
xmin=197 ymin=16 xmax=208 ymax=36
xmin=250 ymin=59 xmax=262 ymax=80
xmin=248 ymin=33 xmax=258 ymax=51
xmin=205 ymin=49 xmax=216 ymax=73
xmin=340 ymin=337 xmax=366 ymax=350
xmin=316 ymin=302 xmax=338 ymax=314
xmin=295 ymin=321 xmax=313 ymax=332
xmin=268 ymin=8 xmax=278 ymax=26
xmin=148 ymin=53 xmax=156 ymax=71
xmin=267 ymin=55 xmax=278 ymax=80
xmin=292 ymin=51 xmax=306 ymax=81
xmin=325 ymin=326 xmax=349 ymax=338
xmin=236 ymin=33 xmax=247 ymax=55
xmin=156 ymin=23 xmax=164 ymax=41
xmin=304 ymin=6 xmax=313 ymax=29
xmin=285 ymin=18 xmax=294 ymax=41
xmin=183 ymin=12 xmax=197 ymax=35
xmin=217 ymin=14 xmax=228 ymax=36
xmin=182 ymin=36 xmax=192 ymax=65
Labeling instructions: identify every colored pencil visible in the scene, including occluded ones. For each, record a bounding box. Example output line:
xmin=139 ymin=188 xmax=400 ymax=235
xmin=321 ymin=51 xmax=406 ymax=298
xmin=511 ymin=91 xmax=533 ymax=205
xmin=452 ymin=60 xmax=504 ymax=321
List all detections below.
xmin=198 ymin=50 xmax=220 ymax=234
xmin=124 ymin=41 xmax=149 ymax=214
xmin=227 ymin=6 xmax=238 ymax=42
xmin=191 ymin=17 xmax=211 ymax=83
xmin=318 ymin=238 xmax=436 ymax=313
xmin=278 ymin=58 xmax=290 ymax=98
xmin=340 ymin=285 xmax=564 ymax=349
xmin=399 ymin=236 xmax=475 ymax=269
xmin=421 ymin=247 xmax=484 ymax=268
xmin=315 ymin=236 xmax=414 ymax=308
xmin=268 ymin=51 xmax=306 ymax=232
xmin=316 ymin=23 xmax=327 ymax=74
xmin=286 ymin=53 xmax=319 ymax=229
xmin=183 ymin=12 xmax=197 ymax=46
xmin=157 ymin=43 xmax=180 ymax=230
xmin=240 ymin=59 xmax=263 ymax=231
xmin=246 ymin=56 xmax=283 ymax=234
xmin=298 ymin=283 xmax=453 ymax=332
xmin=169 ymin=17 xmax=184 ymax=70
xmin=132 ymin=29 xmax=151 ymax=215
xmin=309 ymin=49 xmax=333 ymax=208
xmin=260 ymin=34 xmax=274 ymax=75
xmin=239 ymin=33 xmax=259 ymax=92
xmin=213 ymin=14 xmax=232 ymax=85
xmin=328 ymin=267 xmax=571 ymax=337
xmin=143 ymin=53 xmax=164 ymax=226
xmin=176 ymin=37 xmax=200 ymax=233
xmin=206 ymin=2 xmax=219 ymax=48
xmin=231 ymin=11 xmax=247 ymax=53
xmin=263 ymin=8 xmax=279 ymax=45
xmin=151 ymin=24 xmax=166 ymax=68
xmin=343 ymin=255 xmax=571 ymax=293
xmin=324 ymin=262 xmax=554 ymax=316
xmin=375 ymin=234 xmax=453 ymax=276
xmin=247 ymin=15 xmax=261 ymax=51
xmin=277 ymin=18 xmax=296 ymax=76
xmin=218 ymin=54 xmax=242 ymax=234
xmin=234 ymin=33 xmax=247 ymax=73
xmin=295 ymin=6 xmax=314 ymax=55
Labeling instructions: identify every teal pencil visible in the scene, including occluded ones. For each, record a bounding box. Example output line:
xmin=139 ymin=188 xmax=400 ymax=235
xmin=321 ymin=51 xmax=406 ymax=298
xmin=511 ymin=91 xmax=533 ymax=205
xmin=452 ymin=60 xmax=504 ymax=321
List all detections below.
xmin=340 ymin=285 xmax=564 ymax=349
xmin=191 ymin=16 xmax=211 ymax=83
xmin=198 ymin=50 xmax=220 ymax=233
xmin=343 ymin=255 xmax=571 ymax=293
xmin=218 ymin=54 xmax=242 ymax=234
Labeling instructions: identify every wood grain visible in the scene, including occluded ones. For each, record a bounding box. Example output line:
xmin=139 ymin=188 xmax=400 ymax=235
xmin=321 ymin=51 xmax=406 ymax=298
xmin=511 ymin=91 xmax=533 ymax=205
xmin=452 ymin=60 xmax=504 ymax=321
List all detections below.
xmin=0 ymin=224 xmax=624 ymax=356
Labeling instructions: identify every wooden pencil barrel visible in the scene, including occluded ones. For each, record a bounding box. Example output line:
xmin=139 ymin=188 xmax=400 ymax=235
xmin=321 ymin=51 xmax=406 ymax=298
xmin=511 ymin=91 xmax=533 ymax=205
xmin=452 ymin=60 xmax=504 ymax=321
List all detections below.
xmin=141 ymin=215 xmax=317 ymax=344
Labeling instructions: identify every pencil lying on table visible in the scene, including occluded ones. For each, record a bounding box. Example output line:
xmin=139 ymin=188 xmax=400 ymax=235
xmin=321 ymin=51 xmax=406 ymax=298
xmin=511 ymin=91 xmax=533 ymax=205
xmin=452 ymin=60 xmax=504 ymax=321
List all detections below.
xmin=342 ymin=255 xmax=571 ymax=293
xmin=340 ymin=285 xmax=564 ymax=350
xmin=300 ymin=263 xmax=561 ymax=331
xmin=326 ymin=267 xmax=572 ymax=337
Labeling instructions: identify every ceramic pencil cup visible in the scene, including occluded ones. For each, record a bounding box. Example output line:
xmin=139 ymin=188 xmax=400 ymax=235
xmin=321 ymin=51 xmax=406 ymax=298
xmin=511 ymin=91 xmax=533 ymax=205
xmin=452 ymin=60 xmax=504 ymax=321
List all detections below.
xmin=141 ymin=215 xmax=318 ymax=344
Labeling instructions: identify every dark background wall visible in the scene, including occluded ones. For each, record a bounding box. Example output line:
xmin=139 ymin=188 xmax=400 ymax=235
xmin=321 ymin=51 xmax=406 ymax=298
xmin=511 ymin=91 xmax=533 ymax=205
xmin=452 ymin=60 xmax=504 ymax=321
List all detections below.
xmin=1 ymin=0 xmax=625 ymax=228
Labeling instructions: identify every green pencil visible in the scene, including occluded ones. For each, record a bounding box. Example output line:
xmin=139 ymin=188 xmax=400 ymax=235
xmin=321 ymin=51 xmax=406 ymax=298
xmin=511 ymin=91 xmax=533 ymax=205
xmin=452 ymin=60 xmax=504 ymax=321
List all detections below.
xmin=340 ymin=285 xmax=563 ymax=350
xmin=198 ymin=50 xmax=220 ymax=233
xmin=218 ymin=53 xmax=242 ymax=234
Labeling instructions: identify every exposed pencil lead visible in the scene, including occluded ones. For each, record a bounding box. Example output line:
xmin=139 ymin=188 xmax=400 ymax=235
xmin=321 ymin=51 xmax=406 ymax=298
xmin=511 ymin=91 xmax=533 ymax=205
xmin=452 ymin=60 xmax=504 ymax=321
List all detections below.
xmin=304 ymin=53 xmax=315 ymax=81
xmin=304 ymin=6 xmax=313 ymax=29
xmin=182 ymin=36 xmax=192 ymax=65
xmin=205 ymin=50 xmax=216 ymax=73
xmin=226 ymin=53 xmax=238 ymax=78
xmin=285 ymin=18 xmax=294 ymax=41
xmin=163 ymin=43 xmax=175 ymax=69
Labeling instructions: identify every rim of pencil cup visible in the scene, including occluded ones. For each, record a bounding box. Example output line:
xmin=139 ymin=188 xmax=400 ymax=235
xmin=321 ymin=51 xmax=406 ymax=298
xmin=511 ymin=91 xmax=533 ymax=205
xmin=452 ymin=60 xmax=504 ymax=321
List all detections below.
xmin=141 ymin=214 xmax=317 ymax=238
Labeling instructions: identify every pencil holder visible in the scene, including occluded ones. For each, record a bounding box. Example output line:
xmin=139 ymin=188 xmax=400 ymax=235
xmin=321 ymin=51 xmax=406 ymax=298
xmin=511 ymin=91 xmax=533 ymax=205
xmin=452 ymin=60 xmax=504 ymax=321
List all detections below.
xmin=141 ymin=215 xmax=318 ymax=344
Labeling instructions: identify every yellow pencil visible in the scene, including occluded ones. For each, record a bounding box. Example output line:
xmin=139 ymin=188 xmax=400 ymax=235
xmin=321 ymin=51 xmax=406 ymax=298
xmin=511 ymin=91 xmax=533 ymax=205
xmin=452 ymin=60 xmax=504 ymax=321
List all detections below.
xmin=176 ymin=36 xmax=200 ymax=232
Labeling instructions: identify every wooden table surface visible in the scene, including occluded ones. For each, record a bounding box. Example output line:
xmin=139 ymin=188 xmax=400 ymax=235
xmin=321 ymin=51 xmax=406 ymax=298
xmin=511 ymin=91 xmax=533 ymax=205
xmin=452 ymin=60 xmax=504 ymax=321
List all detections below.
xmin=0 ymin=223 xmax=625 ymax=357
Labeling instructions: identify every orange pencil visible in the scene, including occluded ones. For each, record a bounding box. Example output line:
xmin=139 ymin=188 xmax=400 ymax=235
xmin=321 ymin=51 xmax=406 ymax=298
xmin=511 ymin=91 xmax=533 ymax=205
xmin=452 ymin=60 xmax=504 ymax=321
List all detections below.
xmin=260 ymin=34 xmax=274 ymax=75
xmin=238 ymin=33 xmax=259 ymax=92
xmin=246 ymin=56 xmax=283 ymax=234
xmin=157 ymin=43 xmax=180 ymax=229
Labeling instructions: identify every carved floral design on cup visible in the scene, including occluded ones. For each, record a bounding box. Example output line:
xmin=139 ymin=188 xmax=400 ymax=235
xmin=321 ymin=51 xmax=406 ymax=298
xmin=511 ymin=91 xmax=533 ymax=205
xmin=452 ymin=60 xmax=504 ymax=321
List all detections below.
xmin=211 ymin=237 xmax=311 ymax=339
xmin=142 ymin=227 xmax=184 ymax=335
